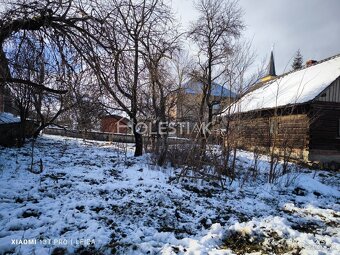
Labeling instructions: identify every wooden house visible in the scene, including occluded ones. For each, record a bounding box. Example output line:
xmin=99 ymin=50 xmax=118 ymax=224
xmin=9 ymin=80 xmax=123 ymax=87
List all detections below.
xmin=221 ymin=53 xmax=340 ymax=164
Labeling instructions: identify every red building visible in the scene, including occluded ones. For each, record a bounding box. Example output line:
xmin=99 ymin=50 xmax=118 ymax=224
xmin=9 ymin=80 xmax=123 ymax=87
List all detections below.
xmin=100 ymin=115 xmax=130 ymax=134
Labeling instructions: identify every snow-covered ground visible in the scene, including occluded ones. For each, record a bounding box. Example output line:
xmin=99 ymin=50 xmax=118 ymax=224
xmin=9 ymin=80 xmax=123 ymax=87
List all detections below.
xmin=0 ymin=135 xmax=339 ymax=255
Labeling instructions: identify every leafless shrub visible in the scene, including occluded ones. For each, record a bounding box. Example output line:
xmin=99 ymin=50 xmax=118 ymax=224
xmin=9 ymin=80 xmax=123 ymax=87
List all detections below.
xmin=275 ymin=164 xmax=302 ymax=188
xmin=251 ymin=147 xmax=261 ymax=180
xmin=163 ymin=140 xmax=233 ymax=188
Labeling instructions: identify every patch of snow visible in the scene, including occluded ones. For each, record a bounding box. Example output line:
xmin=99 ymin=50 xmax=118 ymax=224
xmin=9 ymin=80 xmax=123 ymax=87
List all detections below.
xmin=0 ymin=135 xmax=339 ymax=254
xmin=294 ymin=175 xmax=340 ymax=197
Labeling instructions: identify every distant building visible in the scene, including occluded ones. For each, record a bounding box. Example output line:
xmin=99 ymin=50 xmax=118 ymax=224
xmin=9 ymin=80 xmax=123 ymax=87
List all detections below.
xmin=261 ymin=50 xmax=277 ymax=83
xmin=0 ymin=85 xmax=19 ymax=146
xmin=0 ymin=85 xmax=14 ymax=113
xmin=222 ymin=53 xmax=340 ymax=164
xmin=171 ymin=80 xmax=236 ymax=123
xmin=100 ymin=115 xmax=131 ymax=134
xmin=246 ymin=50 xmax=277 ymax=94
xmin=0 ymin=103 xmax=35 ymax=147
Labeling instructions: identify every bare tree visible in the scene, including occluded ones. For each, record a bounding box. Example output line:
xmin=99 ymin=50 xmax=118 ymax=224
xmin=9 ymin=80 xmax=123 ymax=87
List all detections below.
xmin=188 ymin=0 xmax=244 ymax=154
xmin=0 ymin=0 xmax=107 ymax=142
xmin=87 ymin=0 xmax=179 ymax=157
xmin=140 ymin=10 xmax=181 ymax=165
xmin=7 ymin=34 xmax=36 ymax=144
xmin=0 ymin=0 xmax=102 ymax=90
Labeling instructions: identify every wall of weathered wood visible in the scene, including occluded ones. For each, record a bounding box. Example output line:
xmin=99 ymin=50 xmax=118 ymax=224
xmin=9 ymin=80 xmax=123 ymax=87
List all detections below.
xmin=317 ymin=77 xmax=340 ymax=103
xmin=226 ymin=113 xmax=310 ymax=161
xmin=225 ymin=102 xmax=340 ymax=163
xmin=308 ymin=102 xmax=340 ymax=162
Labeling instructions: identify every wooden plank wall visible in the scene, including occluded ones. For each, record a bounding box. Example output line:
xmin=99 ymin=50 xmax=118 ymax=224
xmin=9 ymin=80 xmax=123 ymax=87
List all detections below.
xmin=309 ymin=102 xmax=340 ymax=151
xmin=228 ymin=114 xmax=310 ymax=159
xmin=317 ymin=77 xmax=340 ymax=103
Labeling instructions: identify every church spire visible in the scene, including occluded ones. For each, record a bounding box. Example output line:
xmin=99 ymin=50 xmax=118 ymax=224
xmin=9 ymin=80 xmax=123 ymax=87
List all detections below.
xmin=261 ymin=49 xmax=277 ymax=83
xmin=268 ymin=50 xmax=276 ymax=76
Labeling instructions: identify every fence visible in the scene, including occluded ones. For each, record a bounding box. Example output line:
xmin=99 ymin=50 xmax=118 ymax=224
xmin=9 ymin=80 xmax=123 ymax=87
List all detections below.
xmin=43 ymin=127 xmax=189 ymax=144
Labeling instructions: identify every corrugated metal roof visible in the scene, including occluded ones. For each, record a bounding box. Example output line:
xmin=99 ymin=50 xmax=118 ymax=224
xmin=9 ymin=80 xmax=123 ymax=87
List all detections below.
xmin=222 ymin=54 xmax=340 ymax=114
xmin=183 ymin=81 xmax=236 ymax=98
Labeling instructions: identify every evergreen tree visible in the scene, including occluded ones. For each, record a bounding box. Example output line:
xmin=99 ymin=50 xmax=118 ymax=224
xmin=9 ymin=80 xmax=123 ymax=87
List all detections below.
xmin=292 ymin=49 xmax=303 ymax=70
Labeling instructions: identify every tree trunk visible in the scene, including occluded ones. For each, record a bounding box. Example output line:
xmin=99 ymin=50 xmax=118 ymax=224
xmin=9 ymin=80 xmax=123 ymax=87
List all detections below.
xmin=18 ymin=119 xmax=26 ymax=147
xmin=132 ymin=120 xmax=143 ymax=157
xmin=157 ymin=120 xmax=168 ymax=166
xmin=134 ymin=132 xmax=143 ymax=157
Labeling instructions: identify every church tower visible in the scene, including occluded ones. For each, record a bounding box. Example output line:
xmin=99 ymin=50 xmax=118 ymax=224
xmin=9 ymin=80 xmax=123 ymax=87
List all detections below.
xmin=261 ymin=50 xmax=277 ymax=83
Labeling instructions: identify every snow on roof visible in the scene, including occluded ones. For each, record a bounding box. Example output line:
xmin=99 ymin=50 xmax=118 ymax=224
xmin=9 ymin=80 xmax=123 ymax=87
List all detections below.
xmin=183 ymin=80 xmax=236 ymax=98
xmin=222 ymin=54 xmax=340 ymax=114
xmin=0 ymin=112 xmax=20 ymax=124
